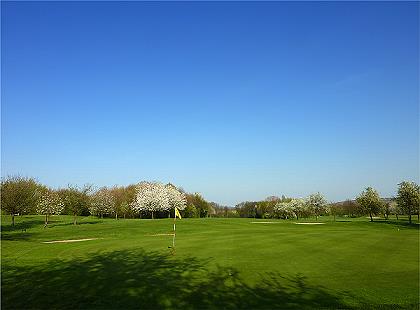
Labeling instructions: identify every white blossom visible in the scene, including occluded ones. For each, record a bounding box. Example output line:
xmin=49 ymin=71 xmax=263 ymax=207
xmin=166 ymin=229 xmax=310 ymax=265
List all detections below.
xmin=37 ymin=190 xmax=64 ymax=216
xmin=165 ymin=183 xmax=187 ymax=211
xmin=89 ymin=188 xmax=115 ymax=217
xmin=274 ymin=201 xmax=296 ymax=219
xmin=307 ymin=192 xmax=328 ymax=217
xmin=132 ymin=181 xmax=186 ymax=215
xmin=133 ymin=182 xmax=170 ymax=213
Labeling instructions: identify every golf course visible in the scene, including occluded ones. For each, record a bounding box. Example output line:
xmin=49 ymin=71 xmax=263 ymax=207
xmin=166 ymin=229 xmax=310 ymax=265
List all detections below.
xmin=2 ymin=215 xmax=419 ymax=309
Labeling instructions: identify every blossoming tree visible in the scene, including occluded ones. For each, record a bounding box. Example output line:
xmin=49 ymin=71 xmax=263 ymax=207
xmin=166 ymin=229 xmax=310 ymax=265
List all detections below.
xmin=289 ymin=198 xmax=307 ymax=220
xmin=356 ymin=187 xmax=382 ymax=222
xmin=36 ymin=189 xmax=64 ymax=227
xmin=396 ymin=181 xmax=420 ymax=224
xmin=307 ymin=192 xmax=328 ymax=220
xmin=274 ymin=201 xmax=295 ymax=219
xmin=132 ymin=182 xmax=186 ymax=218
xmin=89 ymin=188 xmax=115 ymax=218
xmin=133 ymin=182 xmax=169 ymax=219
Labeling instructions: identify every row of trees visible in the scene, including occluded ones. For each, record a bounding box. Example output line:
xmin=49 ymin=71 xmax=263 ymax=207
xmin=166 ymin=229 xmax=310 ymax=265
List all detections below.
xmin=1 ymin=176 xmax=419 ymax=225
xmin=356 ymin=183 xmax=420 ymax=224
xmin=0 ymin=176 xmax=215 ymax=226
xmin=274 ymin=192 xmax=328 ymax=221
xmin=234 ymin=182 xmax=419 ymax=224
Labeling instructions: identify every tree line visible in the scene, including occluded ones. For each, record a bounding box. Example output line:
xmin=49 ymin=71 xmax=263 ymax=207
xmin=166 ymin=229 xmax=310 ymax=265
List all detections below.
xmin=1 ymin=176 xmax=419 ymax=225
xmin=233 ymin=183 xmax=419 ymax=224
xmin=0 ymin=177 xmax=215 ymax=226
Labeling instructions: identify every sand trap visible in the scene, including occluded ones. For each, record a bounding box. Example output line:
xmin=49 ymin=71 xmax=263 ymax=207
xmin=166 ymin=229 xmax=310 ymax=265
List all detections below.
xmin=147 ymin=233 xmax=174 ymax=236
xmin=42 ymin=238 xmax=100 ymax=244
xmin=295 ymin=223 xmax=325 ymax=225
xmin=250 ymin=222 xmax=279 ymax=224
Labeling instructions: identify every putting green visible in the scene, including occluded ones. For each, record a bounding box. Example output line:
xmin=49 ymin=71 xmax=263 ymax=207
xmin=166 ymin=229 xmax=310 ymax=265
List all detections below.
xmin=1 ymin=215 xmax=419 ymax=309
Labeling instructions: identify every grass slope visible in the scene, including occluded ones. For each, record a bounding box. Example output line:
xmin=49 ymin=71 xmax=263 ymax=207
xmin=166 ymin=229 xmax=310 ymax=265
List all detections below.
xmin=1 ymin=215 xmax=419 ymax=309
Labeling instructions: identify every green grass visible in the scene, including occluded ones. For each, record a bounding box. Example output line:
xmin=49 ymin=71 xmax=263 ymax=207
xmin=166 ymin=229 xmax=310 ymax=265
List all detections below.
xmin=1 ymin=215 xmax=419 ymax=309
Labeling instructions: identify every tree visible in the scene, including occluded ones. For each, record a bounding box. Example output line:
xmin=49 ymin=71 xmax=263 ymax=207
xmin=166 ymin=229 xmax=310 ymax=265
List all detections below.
xmin=110 ymin=186 xmax=136 ymax=220
xmin=120 ymin=184 xmax=137 ymax=218
xmin=396 ymin=181 xmax=420 ymax=224
xmin=89 ymin=188 xmax=115 ymax=218
xmin=274 ymin=201 xmax=295 ymax=219
xmin=1 ymin=176 xmax=41 ymax=226
xmin=187 ymin=193 xmax=210 ymax=218
xmin=329 ymin=204 xmax=339 ymax=221
xmin=132 ymin=182 xmax=169 ymax=219
xmin=307 ymin=192 xmax=328 ymax=220
xmin=388 ymin=201 xmax=400 ymax=220
xmin=184 ymin=204 xmax=198 ymax=218
xmin=356 ymin=187 xmax=382 ymax=222
xmin=289 ymin=198 xmax=306 ymax=220
xmin=382 ymin=202 xmax=391 ymax=220
xmin=36 ymin=189 xmax=64 ymax=227
xmin=119 ymin=202 xmax=132 ymax=219
xmin=342 ymin=200 xmax=359 ymax=217
xmin=59 ymin=185 xmax=91 ymax=225
xmin=234 ymin=201 xmax=259 ymax=218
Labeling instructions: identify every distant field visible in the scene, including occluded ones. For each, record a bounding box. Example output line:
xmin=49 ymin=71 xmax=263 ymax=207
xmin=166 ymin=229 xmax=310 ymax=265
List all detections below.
xmin=1 ymin=215 xmax=419 ymax=309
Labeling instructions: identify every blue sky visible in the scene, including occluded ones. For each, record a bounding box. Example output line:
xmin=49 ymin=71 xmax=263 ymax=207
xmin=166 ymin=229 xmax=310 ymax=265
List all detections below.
xmin=2 ymin=1 xmax=419 ymax=206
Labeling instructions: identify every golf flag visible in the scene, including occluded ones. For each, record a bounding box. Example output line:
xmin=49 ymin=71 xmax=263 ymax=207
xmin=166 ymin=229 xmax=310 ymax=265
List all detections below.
xmin=175 ymin=207 xmax=182 ymax=219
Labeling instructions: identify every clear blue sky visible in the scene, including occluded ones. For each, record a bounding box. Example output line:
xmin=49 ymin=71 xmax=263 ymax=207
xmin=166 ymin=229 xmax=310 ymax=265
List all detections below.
xmin=2 ymin=1 xmax=419 ymax=206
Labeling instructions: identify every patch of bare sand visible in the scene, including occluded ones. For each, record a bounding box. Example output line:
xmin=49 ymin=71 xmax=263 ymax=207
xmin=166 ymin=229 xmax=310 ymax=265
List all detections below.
xmin=42 ymin=238 xmax=100 ymax=244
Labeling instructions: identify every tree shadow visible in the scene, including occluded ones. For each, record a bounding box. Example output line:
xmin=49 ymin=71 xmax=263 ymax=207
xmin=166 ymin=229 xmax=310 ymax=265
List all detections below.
xmin=2 ymin=249 xmax=356 ymax=310
xmin=1 ymin=218 xmax=45 ymax=232
xmin=1 ymin=217 xmax=104 ymax=235
xmin=1 ymin=232 xmax=36 ymax=241
xmin=369 ymin=219 xmax=419 ymax=230
xmin=49 ymin=220 xmax=103 ymax=228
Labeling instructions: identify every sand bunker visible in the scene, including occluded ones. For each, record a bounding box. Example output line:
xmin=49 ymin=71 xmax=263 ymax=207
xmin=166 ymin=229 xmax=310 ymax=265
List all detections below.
xmin=42 ymin=238 xmax=100 ymax=244
xmin=295 ymin=223 xmax=325 ymax=225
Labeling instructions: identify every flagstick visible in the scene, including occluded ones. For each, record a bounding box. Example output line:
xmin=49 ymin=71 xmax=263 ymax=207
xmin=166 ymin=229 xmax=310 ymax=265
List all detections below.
xmin=172 ymin=212 xmax=176 ymax=249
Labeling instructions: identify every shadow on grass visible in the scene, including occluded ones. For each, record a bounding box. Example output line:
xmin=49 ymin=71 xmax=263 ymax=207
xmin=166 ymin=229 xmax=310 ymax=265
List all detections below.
xmin=1 ymin=218 xmax=45 ymax=232
xmin=2 ymin=249 xmax=353 ymax=310
xmin=369 ymin=219 xmax=419 ymax=230
xmin=49 ymin=220 xmax=103 ymax=228
xmin=1 ymin=232 xmax=36 ymax=241
xmin=1 ymin=217 xmax=103 ymax=232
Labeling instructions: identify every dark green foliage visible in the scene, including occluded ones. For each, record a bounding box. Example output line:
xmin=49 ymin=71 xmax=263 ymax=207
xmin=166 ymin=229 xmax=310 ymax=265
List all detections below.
xmin=0 ymin=176 xmax=44 ymax=225
xmin=186 ymin=193 xmax=210 ymax=218
xmin=184 ymin=204 xmax=198 ymax=218
xmin=235 ymin=201 xmax=259 ymax=218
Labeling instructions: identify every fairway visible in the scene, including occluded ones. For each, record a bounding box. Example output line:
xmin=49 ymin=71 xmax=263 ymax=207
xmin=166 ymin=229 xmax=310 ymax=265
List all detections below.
xmin=1 ymin=216 xmax=419 ymax=309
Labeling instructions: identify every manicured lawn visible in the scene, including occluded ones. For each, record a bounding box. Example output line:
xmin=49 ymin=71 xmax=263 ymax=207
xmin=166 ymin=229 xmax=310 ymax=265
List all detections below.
xmin=1 ymin=215 xmax=419 ymax=309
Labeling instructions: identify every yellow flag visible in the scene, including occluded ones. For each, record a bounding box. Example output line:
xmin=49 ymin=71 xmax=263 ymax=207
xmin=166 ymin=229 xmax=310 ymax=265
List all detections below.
xmin=175 ymin=207 xmax=182 ymax=219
